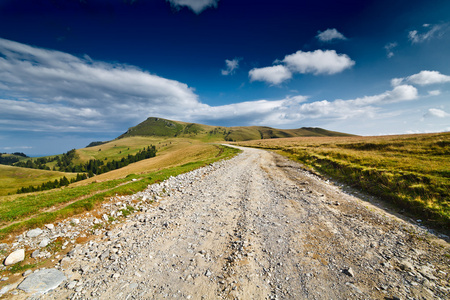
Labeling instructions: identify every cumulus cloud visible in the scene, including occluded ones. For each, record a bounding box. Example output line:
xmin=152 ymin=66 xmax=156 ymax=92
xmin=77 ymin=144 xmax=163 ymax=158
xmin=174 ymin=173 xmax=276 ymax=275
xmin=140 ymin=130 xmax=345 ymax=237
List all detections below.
xmin=423 ymin=108 xmax=449 ymax=118
xmin=221 ymin=58 xmax=240 ymax=76
xmin=249 ymin=65 xmax=292 ymax=85
xmin=316 ymin=28 xmax=347 ymax=42
xmin=282 ymin=50 xmax=355 ymax=75
xmin=392 ymin=70 xmax=450 ymax=86
xmin=166 ymin=0 xmax=219 ymax=14
xmin=384 ymin=42 xmax=397 ymax=58
xmin=249 ymin=49 xmax=354 ymax=84
xmin=408 ymin=23 xmax=449 ymax=43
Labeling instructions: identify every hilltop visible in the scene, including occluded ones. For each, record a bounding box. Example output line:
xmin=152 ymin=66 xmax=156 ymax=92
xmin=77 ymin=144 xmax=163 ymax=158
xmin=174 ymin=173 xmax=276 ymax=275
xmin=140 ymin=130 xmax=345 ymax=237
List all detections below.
xmin=117 ymin=117 xmax=354 ymax=142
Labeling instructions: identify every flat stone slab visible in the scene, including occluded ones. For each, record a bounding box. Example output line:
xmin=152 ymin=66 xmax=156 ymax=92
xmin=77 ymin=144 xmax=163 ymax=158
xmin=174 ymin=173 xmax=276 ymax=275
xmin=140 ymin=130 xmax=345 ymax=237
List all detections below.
xmin=18 ymin=269 xmax=66 ymax=294
xmin=4 ymin=249 xmax=25 ymax=266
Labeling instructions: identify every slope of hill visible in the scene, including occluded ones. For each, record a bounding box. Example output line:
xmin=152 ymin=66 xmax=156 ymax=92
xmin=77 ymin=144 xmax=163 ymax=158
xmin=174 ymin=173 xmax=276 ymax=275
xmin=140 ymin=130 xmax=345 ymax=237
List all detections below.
xmin=0 ymin=164 xmax=77 ymax=196
xmin=117 ymin=117 xmax=354 ymax=141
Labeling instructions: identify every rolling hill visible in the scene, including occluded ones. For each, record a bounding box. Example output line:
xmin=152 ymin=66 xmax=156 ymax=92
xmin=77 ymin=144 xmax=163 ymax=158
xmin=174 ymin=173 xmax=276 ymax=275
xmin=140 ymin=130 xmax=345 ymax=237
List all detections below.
xmin=117 ymin=117 xmax=355 ymax=141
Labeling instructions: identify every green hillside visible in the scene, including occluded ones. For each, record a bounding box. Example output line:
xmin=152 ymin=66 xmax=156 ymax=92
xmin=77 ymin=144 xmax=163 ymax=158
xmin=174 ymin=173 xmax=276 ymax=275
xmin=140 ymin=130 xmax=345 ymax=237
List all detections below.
xmin=118 ymin=117 xmax=354 ymax=141
xmin=0 ymin=164 xmax=76 ymax=196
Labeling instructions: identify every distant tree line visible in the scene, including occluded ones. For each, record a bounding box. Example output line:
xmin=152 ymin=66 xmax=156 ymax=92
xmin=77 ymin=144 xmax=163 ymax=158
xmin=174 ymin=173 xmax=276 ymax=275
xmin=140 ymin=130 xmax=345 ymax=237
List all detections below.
xmin=57 ymin=146 xmax=157 ymax=174
xmin=0 ymin=152 xmax=29 ymax=165
xmin=15 ymin=146 xmax=157 ymax=194
xmin=17 ymin=173 xmax=88 ymax=194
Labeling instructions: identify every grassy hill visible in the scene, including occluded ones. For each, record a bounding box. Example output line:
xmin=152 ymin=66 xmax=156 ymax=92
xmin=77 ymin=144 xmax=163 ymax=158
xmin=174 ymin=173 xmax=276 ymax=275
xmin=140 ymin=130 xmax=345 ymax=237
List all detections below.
xmin=0 ymin=165 xmax=77 ymax=196
xmin=117 ymin=117 xmax=354 ymax=142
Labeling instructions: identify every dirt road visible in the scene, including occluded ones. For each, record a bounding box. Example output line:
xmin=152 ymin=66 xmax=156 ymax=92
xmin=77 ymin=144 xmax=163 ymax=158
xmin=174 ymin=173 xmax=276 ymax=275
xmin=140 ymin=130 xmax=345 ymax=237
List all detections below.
xmin=30 ymin=146 xmax=450 ymax=299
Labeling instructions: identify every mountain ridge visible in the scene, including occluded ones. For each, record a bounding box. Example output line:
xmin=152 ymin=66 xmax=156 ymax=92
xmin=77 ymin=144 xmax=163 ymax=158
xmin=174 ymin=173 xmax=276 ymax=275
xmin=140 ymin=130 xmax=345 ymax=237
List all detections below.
xmin=117 ymin=117 xmax=355 ymax=142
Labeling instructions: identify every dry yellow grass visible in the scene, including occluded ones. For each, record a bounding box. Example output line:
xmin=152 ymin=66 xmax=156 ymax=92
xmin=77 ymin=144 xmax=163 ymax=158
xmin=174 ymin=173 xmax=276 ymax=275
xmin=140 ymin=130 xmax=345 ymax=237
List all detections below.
xmin=74 ymin=140 xmax=221 ymax=184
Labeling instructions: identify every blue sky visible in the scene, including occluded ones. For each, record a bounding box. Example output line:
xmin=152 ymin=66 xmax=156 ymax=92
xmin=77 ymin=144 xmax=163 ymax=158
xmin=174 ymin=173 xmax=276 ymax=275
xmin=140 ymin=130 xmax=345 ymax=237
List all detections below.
xmin=0 ymin=0 xmax=449 ymax=155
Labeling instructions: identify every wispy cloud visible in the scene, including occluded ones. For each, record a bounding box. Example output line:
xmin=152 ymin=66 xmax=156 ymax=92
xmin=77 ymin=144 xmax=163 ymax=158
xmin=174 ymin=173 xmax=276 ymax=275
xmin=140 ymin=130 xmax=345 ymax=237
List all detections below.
xmin=0 ymin=37 xmax=201 ymax=133
xmin=423 ymin=108 xmax=449 ymax=118
xmin=185 ymin=85 xmax=418 ymax=127
xmin=384 ymin=42 xmax=397 ymax=58
xmin=249 ymin=49 xmax=354 ymax=85
xmin=166 ymin=0 xmax=219 ymax=14
xmin=316 ymin=28 xmax=347 ymax=42
xmin=408 ymin=23 xmax=449 ymax=43
xmin=221 ymin=58 xmax=241 ymax=76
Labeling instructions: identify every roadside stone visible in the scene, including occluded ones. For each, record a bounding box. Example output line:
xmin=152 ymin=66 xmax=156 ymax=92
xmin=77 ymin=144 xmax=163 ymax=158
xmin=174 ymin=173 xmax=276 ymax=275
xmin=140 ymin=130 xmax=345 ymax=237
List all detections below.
xmin=66 ymin=281 xmax=77 ymax=289
xmin=27 ymin=228 xmax=43 ymax=238
xmin=4 ymin=249 xmax=25 ymax=266
xmin=31 ymin=250 xmax=40 ymax=258
xmin=18 ymin=268 xmax=66 ymax=294
xmin=45 ymin=224 xmax=55 ymax=230
xmin=39 ymin=237 xmax=51 ymax=248
xmin=0 ymin=284 xmax=13 ymax=297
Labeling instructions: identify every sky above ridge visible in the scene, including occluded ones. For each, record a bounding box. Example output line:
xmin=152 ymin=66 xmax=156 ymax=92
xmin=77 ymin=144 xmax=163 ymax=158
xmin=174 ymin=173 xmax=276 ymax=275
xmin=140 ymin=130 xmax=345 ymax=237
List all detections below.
xmin=0 ymin=0 xmax=449 ymax=155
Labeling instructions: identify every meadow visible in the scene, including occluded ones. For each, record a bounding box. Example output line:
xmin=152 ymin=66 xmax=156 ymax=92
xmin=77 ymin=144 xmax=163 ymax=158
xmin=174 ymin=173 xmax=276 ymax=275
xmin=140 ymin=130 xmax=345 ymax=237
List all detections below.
xmin=0 ymin=138 xmax=240 ymax=241
xmin=235 ymin=132 xmax=450 ymax=228
xmin=0 ymin=165 xmax=77 ymax=196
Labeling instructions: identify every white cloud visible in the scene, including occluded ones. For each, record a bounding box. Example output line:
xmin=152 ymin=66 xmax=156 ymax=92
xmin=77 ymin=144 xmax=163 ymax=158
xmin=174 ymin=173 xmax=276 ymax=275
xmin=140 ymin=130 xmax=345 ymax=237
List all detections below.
xmin=428 ymin=90 xmax=441 ymax=96
xmin=185 ymin=85 xmax=418 ymax=127
xmin=393 ymin=70 xmax=450 ymax=86
xmin=408 ymin=23 xmax=449 ymax=43
xmin=0 ymin=38 xmax=429 ymax=138
xmin=423 ymin=108 xmax=449 ymax=118
xmin=221 ymin=58 xmax=240 ymax=76
xmin=0 ymin=37 xmax=201 ymax=133
xmin=384 ymin=42 xmax=397 ymax=58
xmin=166 ymin=0 xmax=219 ymax=14
xmin=316 ymin=28 xmax=347 ymax=42
xmin=249 ymin=65 xmax=292 ymax=85
xmin=282 ymin=50 xmax=355 ymax=75
xmin=249 ymin=49 xmax=354 ymax=84
xmin=407 ymin=70 xmax=450 ymax=85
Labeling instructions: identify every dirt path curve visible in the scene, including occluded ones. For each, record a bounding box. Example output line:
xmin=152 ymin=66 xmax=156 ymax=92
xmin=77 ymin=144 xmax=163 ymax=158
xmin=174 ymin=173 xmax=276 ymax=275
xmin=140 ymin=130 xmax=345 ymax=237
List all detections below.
xmin=37 ymin=146 xmax=449 ymax=300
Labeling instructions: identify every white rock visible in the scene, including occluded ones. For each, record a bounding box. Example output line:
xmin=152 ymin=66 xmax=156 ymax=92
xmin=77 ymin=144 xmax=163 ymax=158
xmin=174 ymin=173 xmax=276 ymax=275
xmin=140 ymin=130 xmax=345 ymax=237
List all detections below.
xmin=4 ymin=249 xmax=25 ymax=266
xmin=39 ymin=237 xmax=51 ymax=248
xmin=45 ymin=224 xmax=55 ymax=230
xmin=71 ymin=219 xmax=80 ymax=225
xmin=27 ymin=228 xmax=43 ymax=238
xmin=0 ymin=284 xmax=13 ymax=297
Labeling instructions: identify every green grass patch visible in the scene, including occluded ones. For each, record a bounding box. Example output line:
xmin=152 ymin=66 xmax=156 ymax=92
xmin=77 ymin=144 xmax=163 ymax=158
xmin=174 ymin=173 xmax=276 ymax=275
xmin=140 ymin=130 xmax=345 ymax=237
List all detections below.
xmin=8 ymin=261 xmax=37 ymax=274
